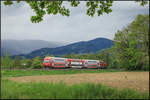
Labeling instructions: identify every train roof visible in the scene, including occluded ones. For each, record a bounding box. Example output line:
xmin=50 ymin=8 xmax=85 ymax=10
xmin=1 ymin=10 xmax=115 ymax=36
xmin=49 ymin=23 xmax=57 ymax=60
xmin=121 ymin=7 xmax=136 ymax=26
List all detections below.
xmin=44 ymin=57 xmax=104 ymax=62
xmin=83 ymin=59 xmax=99 ymax=61
xmin=44 ymin=56 xmax=66 ymax=59
xmin=53 ymin=57 xmax=67 ymax=59
xmin=44 ymin=57 xmax=54 ymax=59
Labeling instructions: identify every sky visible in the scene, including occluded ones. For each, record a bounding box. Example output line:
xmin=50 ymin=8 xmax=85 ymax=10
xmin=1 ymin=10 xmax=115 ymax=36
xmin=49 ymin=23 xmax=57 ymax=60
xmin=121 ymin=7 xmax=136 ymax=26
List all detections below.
xmin=1 ymin=1 xmax=149 ymax=44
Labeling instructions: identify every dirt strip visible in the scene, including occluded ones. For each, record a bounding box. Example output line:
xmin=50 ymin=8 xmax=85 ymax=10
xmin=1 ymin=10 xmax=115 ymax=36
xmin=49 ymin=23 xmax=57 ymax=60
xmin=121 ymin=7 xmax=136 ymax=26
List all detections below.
xmin=8 ymin=72 xmax=149 ymax=93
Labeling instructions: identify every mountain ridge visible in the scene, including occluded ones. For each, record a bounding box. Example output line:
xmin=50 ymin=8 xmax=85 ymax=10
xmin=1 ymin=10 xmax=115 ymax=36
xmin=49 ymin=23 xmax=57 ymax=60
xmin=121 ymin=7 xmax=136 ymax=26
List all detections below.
xmin=14 ymin=37 xmax=114 ymax=59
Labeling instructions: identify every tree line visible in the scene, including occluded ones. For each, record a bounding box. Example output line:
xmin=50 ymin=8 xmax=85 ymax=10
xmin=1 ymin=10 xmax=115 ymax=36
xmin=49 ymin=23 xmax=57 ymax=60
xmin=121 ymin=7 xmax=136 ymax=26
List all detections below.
xmin=1 ymin=52 xmax=43 ymax=69
xmin=1 ymin=14 xmax=149 ymax=71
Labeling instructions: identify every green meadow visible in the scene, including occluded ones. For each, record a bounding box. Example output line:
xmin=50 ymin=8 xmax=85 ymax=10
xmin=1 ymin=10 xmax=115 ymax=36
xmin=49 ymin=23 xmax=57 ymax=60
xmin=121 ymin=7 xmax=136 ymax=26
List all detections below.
xmin=1 ymin=69 xmax=123 ymax=77
xmin=1 ymin=79 xmax=149 ymax=99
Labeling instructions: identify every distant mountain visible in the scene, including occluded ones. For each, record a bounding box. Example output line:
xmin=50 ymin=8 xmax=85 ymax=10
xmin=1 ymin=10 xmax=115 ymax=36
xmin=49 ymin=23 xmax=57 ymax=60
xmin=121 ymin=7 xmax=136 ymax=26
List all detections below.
xmin=15 ymin=38 xmax=114 ymax=59
xmin=1 ymin=39 xmax=65 ymax=56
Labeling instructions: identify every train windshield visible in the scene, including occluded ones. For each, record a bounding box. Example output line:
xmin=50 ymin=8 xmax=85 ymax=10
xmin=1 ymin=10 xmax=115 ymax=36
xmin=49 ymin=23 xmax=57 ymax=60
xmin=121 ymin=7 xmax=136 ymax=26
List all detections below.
xmin=44 ymin=60 xmax=50 ymax=63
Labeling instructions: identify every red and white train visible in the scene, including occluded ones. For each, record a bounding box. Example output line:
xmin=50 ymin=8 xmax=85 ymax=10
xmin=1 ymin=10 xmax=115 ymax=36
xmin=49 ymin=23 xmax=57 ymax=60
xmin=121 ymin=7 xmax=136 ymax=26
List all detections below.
xmin=43 ymin=57 xmax=107 ymax=69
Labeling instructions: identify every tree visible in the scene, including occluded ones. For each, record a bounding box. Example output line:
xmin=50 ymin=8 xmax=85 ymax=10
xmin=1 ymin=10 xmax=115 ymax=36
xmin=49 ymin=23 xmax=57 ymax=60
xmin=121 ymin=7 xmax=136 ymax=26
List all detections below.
xmin=62 ymin=54 xmax=71 ymax=58
xmin=31 ymin=56 xmax=42 ymax=69
xmin=128 ymin=14 xmax=149 ymax=70
xmin=87 ymin=52 xmax=96 ymax=59
xmin=1 ymin=56 xmax=5 ymax=69
xmin=45 ymin=54 xmax=54 ymax=57
xmin=96 ymin=49 xmax=111 ymax=66
xmin=12 ymin=56 xmax=21 ymax=69
xmin=70 ymin=52 xmax=77 ymax=58
xmin=1 ymin=51 xmax=14 ymax=69
xmin=3 ymin=0 xmax=147 ymax=23
xmin=112 ymin=14 xmax=149 ymax=70
xmin=20 ymin=58 xmax=32 ymax=69
xmin=79 ymin=54 xmax=89 ymax=59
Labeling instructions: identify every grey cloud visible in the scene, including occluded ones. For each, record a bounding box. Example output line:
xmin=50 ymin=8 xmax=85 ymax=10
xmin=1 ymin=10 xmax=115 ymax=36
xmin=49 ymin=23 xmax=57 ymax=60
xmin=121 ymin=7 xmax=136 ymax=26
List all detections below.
xmin=1 ymin=1 xmax=149 ymax=44
xmin=1 ymin=1 xmax=25 ymax=17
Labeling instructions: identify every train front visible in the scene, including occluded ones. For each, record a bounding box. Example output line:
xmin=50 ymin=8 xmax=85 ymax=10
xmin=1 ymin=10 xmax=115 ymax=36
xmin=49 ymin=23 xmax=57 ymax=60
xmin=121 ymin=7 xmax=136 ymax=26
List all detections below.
xmin=43 ymin=57 xmax=53 ymax=68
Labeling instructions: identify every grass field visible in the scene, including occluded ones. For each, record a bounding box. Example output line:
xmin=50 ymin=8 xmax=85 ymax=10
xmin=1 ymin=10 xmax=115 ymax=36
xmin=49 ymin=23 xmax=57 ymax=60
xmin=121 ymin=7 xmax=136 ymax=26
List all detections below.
xmin=1 ymin=79 xmax=149 ymax=99
xmin=1 ymin=69 xmax=149 ymax=99
xmin=1 ymin=69 xmax=124 ymax=77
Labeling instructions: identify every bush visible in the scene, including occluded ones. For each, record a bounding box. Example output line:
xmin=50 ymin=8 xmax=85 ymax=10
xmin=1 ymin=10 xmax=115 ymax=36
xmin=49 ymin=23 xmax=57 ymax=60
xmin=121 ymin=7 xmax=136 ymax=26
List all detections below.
xmin=142 ymin=65 xmax=149 ymax=71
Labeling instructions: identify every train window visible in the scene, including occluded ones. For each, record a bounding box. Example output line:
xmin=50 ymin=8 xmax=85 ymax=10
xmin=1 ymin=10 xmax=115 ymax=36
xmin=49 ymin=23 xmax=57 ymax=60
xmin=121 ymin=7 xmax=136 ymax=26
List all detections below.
xmin=87 ymin=61 xmax=98 ymax=64
xmin=55 ymin=64 xmax=65 ymax=66
xmin=71 ymin=62 xmax=82 ymax=66
xmin=88 ymin=65 xmax=97 ymax=67
xmin=54 ymin=58 xmax=65 ymax=62
xmin=44 ymin=60 xmax=49 ymax=63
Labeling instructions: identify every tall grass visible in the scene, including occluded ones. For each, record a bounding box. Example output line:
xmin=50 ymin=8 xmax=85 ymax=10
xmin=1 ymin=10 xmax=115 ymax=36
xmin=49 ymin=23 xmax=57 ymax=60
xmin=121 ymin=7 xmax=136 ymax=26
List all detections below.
xmin=1 ymin=79 xmax=149 ymax=99
xmin=1 ymin=69 xmax=123 ymax=77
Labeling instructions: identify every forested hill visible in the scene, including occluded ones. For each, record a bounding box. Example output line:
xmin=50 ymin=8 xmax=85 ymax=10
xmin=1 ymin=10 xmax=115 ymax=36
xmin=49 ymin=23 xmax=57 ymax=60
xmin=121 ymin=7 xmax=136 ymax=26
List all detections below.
xmin=15 ymin=38 xmax=113 ymax=59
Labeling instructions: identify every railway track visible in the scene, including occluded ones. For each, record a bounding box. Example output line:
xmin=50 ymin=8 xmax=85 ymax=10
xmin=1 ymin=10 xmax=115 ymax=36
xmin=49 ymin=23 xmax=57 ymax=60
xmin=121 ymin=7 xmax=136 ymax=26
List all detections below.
xmin=41 ymin=67 xmax=101 ymax=70
xmin=3 ymin=67 xmax=105 ymax=71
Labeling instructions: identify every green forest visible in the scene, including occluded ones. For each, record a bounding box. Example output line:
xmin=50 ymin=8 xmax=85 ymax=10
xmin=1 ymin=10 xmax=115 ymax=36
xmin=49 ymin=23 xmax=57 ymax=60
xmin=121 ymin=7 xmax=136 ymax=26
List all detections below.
xmin=1 ymin=14 xmax=149 ymax=71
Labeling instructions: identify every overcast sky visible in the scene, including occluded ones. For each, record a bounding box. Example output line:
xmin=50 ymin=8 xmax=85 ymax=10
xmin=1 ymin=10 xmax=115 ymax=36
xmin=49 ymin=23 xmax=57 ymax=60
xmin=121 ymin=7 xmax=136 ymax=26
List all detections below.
xmin=1 ymin=1 xmax=149 ymax=44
